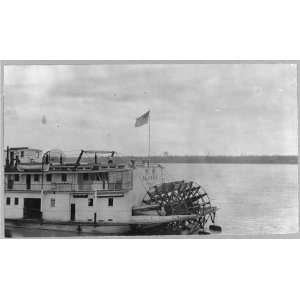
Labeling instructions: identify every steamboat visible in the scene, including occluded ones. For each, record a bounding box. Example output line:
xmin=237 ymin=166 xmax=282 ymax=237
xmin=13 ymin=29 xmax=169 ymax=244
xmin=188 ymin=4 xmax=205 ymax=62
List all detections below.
xmin=4 ymin=146 xmax=220 ymax=236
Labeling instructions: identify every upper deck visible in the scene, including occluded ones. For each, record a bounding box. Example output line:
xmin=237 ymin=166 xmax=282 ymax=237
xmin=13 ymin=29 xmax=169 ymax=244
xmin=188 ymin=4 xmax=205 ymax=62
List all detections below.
xmin=4 ymin=148 xmax=133 ymax=193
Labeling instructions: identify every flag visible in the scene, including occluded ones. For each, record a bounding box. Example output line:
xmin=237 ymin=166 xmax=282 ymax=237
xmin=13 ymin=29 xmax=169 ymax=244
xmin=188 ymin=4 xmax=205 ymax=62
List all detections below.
xmin=135 ymin=110 xmax=150 ymax=127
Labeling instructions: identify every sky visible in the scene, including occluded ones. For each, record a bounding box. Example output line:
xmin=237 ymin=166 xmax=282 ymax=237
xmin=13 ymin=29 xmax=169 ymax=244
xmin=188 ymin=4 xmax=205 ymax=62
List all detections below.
xmin=3 ymin=64 xmax=298 ymax=156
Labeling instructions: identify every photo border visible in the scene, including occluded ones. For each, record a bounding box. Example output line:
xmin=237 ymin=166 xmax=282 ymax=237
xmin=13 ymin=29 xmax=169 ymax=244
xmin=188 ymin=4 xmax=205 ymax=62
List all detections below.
xmin=0 ymin=60 xmax=299 ymax=239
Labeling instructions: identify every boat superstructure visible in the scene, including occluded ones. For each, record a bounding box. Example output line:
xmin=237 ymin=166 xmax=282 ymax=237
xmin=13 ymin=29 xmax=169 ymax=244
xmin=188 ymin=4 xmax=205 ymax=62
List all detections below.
xmin=4 ymin=146 xmax=219 ymax=235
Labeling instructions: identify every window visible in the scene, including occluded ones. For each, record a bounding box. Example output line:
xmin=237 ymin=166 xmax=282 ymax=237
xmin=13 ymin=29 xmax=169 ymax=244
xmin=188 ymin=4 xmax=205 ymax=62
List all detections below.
xmin=14 ymin=197 xmax=19 ymax=205
xmin=21 ymin=151 xmax=24 ymax=158
xmin=46 ymin=174 xmax=52 ymax=182
xmin=88 ymin=198 xmax=93 ymax=207
xmin=34 ymin=174 xmax=39 ymax=182
xmin=6 ymin=197 xmax=11 ymax=205
xmin=62 ymin=174 xmax=67 ymax=182
xmin=108 ymin=197 xmax=113 ymax=207
xmin=50 ymin=198 xmax=55 ymax=207
xmin=83 ymin=173 xmax=89 ymax=181
xmin=14 ymin=174 xmax=19 ymax=181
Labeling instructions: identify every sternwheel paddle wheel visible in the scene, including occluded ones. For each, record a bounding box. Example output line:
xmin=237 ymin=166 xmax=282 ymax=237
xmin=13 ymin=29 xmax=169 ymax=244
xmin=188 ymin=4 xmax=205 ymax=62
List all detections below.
xmin=134 ymin=181 xmax=221 ymax=235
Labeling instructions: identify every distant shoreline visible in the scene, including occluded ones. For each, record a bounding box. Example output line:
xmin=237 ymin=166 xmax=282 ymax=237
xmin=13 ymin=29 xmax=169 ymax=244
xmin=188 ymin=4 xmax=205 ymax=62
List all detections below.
xmin=119 ymin=155 xmax=298 ymax=165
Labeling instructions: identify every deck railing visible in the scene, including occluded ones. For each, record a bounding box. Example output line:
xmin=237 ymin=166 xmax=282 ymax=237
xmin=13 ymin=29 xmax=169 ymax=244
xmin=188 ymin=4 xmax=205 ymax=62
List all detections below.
xmin=50 ymin=182 xmax=75 ymax=192
xmin=5 ymin=181 xmax=131 ymax=192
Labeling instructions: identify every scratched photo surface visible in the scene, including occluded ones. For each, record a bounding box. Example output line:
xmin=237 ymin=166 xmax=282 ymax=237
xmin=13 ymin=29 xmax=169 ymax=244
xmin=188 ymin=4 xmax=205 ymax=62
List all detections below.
xmin=3 ymin=64 xmax=298 ymax=237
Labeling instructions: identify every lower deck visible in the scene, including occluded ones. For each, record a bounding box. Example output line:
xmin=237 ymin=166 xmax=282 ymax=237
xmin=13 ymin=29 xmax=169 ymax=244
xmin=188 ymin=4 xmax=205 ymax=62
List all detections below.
xmin=4 ymin=190 xmax=134 ymax=223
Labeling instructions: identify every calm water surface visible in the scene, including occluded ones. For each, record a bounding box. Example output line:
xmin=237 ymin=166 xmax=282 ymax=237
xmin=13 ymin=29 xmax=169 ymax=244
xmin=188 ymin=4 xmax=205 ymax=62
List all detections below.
xmin=8 ymin=163 xmax=298 ymax=237
xmin=164 ymin=163 xmax=298 ymax=235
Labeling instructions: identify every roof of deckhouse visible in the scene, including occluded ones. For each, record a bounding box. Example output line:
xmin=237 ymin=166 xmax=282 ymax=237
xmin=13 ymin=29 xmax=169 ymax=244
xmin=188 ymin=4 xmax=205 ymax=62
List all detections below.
xmin=8 ymin=147 xmax=42 ymax=152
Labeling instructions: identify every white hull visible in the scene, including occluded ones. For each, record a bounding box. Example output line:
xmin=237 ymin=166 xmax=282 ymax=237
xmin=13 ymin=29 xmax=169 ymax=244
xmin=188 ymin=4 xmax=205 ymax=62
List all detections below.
xmin=6 ymin=219 xmax=131 ymax=235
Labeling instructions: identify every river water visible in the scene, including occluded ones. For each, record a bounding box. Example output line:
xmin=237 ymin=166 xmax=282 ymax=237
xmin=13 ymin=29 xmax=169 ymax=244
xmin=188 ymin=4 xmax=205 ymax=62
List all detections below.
xmin=7 ymin=163 xmax=298 ymax=237
xmin=164 ymin=163 xmax=298 ymax=235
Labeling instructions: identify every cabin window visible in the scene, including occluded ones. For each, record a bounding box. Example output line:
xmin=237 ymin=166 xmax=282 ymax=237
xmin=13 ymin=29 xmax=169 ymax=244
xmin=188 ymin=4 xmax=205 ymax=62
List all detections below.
xmin=108 ymin=197 xmax=113 ymax=207
xmin=46 ymin=174 xmax=52 ymax=182
xmin=34 ymin=174 xmax=39 ymax=182
xmin=50 ymin=198 xmax=55 ymax=207
xmin=83 ymin=173 xmax=89 ymax=181
xmin=14 ymin=197 xmax=19 ymax=205
xmin=88 ymin=198 xmax=93 ymax=207
xmin=14 ymin=174 xmax=19 ymax=181
xmin=6 ymin=197 xmax=11 ymax=205
xmin=21 ymin=151 xmax=24 ymax=158
xmin=62 ymin=174 xmax=67 ymax=182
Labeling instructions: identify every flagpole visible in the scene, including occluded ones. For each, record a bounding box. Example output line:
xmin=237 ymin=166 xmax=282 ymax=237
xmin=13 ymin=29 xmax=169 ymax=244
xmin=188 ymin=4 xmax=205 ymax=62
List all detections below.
xmin=148 ymin=111 xmax=150 ymax=160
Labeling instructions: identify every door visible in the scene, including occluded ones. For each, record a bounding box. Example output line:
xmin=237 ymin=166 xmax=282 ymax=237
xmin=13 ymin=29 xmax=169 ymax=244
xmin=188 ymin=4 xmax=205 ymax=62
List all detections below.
xmin=26 ymin=174 xmax=31 ymax=190
xmin=7 ymin=175 xmax=14 ymax=190
xmin=70 ymin=204 xmax=76 ymax=221
xmin=23 ymin=198 xmax=41 ymax=219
